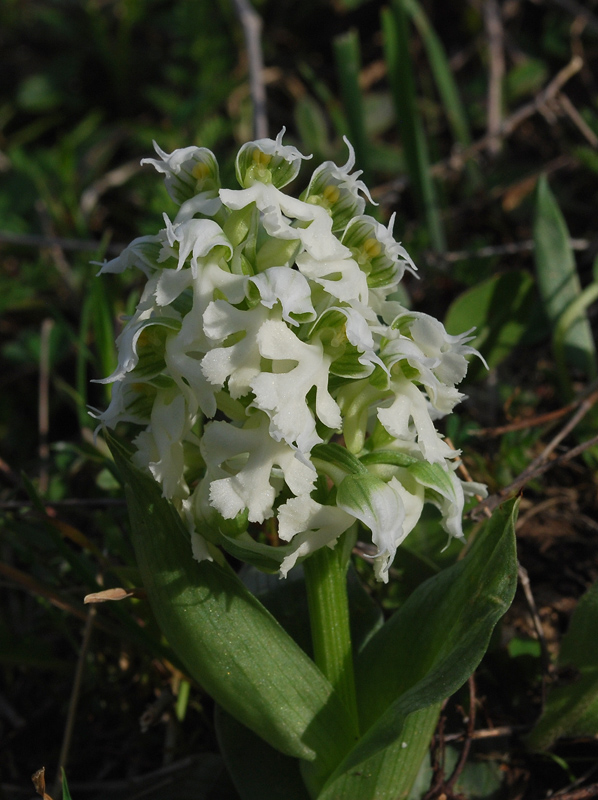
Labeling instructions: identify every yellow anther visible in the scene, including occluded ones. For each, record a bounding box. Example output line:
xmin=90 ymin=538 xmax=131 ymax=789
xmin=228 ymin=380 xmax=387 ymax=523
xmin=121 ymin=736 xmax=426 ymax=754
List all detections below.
xmin=131 ymin=382 xmax=153 ymax=396
xmin=191 ymin=162 xmax=210 ymax=181
xmin=363 ymin=238 xmax=382 ymax=258
xmin=323 ymin=184 xmax=340 ymax=204
xmin=252 ymin=149 xmax=272 ymax=166
xmin=331 ymin=323 xmax=348 ymax=348
xmin=136 ymin=327 xmax=161 ymax=351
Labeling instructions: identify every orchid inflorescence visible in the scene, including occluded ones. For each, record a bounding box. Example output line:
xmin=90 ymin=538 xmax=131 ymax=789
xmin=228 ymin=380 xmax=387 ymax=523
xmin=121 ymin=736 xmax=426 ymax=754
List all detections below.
xmin=93 ymin=130 xmax=485 ymax=582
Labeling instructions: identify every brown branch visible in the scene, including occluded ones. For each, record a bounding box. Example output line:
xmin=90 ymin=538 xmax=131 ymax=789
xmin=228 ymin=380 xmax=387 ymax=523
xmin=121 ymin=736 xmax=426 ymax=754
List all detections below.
xmin=38 ymin=318 xmax=53 ymax=495
xmin=374 ymin=56 xmax=585 ymax=203
xmin=557 ymin=93 xmax=598 ymax=147
xmin=80 ymin=159 xmax=142 ymax=216
xmin=546 ymin=0 xmax=598 ymax=34
xmin=552 ymin=783 xmax=598 ymax=800
xmin=0 ymin=561 xmax=120 ymax=638
xmin=0 ymin=231 xmax=124 ymax=256
xmin=445 ymin=675 xmax=477 ymax=793
xmin=471 ymin=388 xmax=598 ymax=519
xmin=438 ymin=55 xmax=583 ymax=175
xmin=483 ymin=0 xmax=505 ymax=156
xmin=473 ymin=382 xmax=598 ymax=438
xmin=443 ymin=723 xmax=527 ymax=743
xmin=231 ymin=0 xmax=268 ymax=140
xmin=52 ymin=604 xmax=97 ymax=797
xmin=518 ymin=564 xmax=553 ymax=705
xmin=424 ymin=237 xmax=591 ymax=269
xmin=472 ymin=433 xmax=598 ymax=519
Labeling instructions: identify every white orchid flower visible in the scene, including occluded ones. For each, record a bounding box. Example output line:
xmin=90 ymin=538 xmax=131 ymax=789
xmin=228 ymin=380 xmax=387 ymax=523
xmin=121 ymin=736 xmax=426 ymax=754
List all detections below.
xmin=201 ymin=302 xmax=270 ymax=398
xmin=278 ymin=497 xmax=355 ymax=578
xmin=141 ymin=141 xmax=220 ymax=205
xmin=249 ymin=267 xmax=316 ymax=325
xmin=96 ymin=134 xmax=486 ymax=582
xmin=302 ymin=137 xmax=375 ymax=233
xmin=251 ymin=319 xmax=342 ymax=453
xmin=161 ymin=215 xmax=233 ymax=275
xmin=377 ymin=375 xmax=457 ymax=464
xmin=201 ymin=415 xmax=315 ymax=523
xmin=342 ymin=213 xmax=417 ymax=290
xmin=236 ymin=127 xmax=312 ymax=189
xmin=94 ymin=233 xmax=165 ymax=277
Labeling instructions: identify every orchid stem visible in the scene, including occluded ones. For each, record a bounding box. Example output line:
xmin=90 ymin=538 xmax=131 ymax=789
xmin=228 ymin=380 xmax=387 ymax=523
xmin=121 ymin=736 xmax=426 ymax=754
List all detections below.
xmin=303 ymin=540 xmax=360 ymax=739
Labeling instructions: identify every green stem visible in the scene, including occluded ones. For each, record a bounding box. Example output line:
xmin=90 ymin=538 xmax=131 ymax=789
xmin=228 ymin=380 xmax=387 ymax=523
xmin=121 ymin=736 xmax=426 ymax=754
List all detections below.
xmin=303 ymin=540 xmax=360 ymax=739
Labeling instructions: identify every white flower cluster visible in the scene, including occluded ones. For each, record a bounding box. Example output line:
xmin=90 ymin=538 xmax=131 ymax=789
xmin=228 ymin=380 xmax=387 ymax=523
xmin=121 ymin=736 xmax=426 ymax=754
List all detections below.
xmin=94 ymin=130 xmax=485 ymax=582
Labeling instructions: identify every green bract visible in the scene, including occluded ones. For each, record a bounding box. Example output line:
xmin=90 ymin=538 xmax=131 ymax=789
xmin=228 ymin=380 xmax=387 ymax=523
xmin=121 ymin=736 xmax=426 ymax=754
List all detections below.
xmin=94 ymin=131 xmax=485 ymax=582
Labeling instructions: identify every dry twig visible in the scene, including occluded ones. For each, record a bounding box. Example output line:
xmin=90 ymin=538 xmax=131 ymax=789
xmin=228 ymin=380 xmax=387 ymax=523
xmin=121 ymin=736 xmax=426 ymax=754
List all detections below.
xmin=231 ymin=0 xmax=268 ymax=139
xmin=0 ymin=231 xmax=124 ymax=255
xmin=52 ymin=603 xmax=97 ymax=796
xmin=38 ymin=319 xmax=53 ymax=495
xmin=471 ymin=387 xmax=598 ymax=518
xmin=439 ymin=55 xmax=583 ymax=175
xmin=483 ymin=0 xmax=505 ymax=155
xmin=445 ymin=675 xmax=477 ymax=794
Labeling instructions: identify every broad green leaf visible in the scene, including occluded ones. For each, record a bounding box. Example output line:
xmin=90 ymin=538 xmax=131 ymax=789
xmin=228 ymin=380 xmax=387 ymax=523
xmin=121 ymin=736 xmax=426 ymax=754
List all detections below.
xmin=215 ymin=705 xmax=311 ymax=800
xmin=108 ymin=434 xmax=355 ymax=780
xmin=316 ymin=704 xmax=440 ymax=800
xmin=534 ymin=175 xmax=597 ymax=384
xmin=445 ymin=270 xmax=542 ymax=375
xmin=317 ymin=497 xmax=518 ymax=795
xmin=527 ymin=579 xmax=598 ymax=750
xmin=382 ymin=2 xmax=445 ymax=251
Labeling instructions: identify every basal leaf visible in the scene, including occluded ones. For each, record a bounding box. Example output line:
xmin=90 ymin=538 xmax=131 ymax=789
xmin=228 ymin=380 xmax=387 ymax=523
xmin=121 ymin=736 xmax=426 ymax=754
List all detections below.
xmin=316 ymin=704 xmax=440 ymax=800
xmin=108 ymin=433 xmax=355 ymax=781
xmin=318 ymin=498 xmax=518 ymax=795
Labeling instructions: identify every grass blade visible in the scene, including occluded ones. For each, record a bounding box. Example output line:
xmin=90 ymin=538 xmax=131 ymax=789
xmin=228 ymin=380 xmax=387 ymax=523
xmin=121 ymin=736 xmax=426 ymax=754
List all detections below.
xmin=534 ymin=175 xmax=597 ymax=395
xmin=382 ymin=2 xmax=445 ymax=251
xmin=333 ymin=29 xmax=370 ymax=183
xmin=401 ymin=0 xmax=480 ymax=186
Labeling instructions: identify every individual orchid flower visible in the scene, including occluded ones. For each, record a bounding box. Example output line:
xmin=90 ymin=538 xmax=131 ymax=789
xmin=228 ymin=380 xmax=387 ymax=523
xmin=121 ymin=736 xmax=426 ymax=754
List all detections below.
xmin=131 ymin=389 xmax=192 ymax=501
xmin=141 ymin=141 xmax=220 ymax=205
xmin=235 ymin=127 xmax=311 ymax=189
xmin=250 ymin=319 xmax=342 ymax=453
xmin=377 ymin=374 xmax=457 ymax=464
xmin=161 ymin=215 xmax=233 ymax=275
xmin=278 ymin=497 xmax=355 ymax=578
xmin=302 ymin=137 xmax=375 ymax=233
xmin=248 ymin=267 xmax=316 ymax=326
xmin=94 ymin=233 xmax=165 ymax=277
xmin=336 ymin=473 xmax=407 ymax=583
xmin=200 ymin=414 xmax=316 ymax=523
xmin=201 ymin=302 xmax=270 ymax=399
xmin=295 ymin=250 xmax=368 ymax=303
xmin=342 ymin=212 xmax=417 ymax=290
